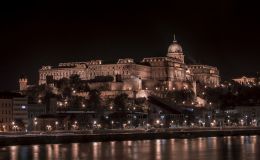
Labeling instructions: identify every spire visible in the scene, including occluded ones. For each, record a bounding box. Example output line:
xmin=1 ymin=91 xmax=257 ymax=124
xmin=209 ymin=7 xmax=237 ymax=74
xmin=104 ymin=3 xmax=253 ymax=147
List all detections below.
xmin=173 ymin=34 xmax=177 ymax=42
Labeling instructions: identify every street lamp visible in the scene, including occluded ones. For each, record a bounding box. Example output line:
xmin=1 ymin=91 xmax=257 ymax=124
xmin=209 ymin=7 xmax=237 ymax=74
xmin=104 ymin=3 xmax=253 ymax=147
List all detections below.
xmin=156 ymin=119 xmax=160 ymax=125
xmin=13 ymin=125 xmax=18 ymax=132
xmin=93 ymin=120 xmax=97 ymax=128
xmin=55 ymin=121 xmax=59 ymax=130
xmin=34 ymin=121 xmax=38 ymax=131
xmin=183 ymin=120 xmax=187 ymax=127
xmin=240 ymin=119 xmax=244 ymax=126
xmin=46 ymin=125 xmax=52 ymax=131
xmin=111 ymin=121 xmax=114 ymax=129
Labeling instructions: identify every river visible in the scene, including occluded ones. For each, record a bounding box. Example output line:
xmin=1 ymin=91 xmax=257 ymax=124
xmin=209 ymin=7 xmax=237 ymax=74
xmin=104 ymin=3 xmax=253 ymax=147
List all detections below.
xmin=0 ymin=136 xmax=259 ymax=160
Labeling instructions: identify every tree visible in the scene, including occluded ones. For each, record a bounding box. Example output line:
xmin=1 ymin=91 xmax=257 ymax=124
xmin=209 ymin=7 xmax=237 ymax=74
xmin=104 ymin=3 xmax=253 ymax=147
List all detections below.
xmin=90 ymin=76 xmax=114 ymax=82
xmin=69 ymin=74 xmax=82 ymax=89
xmin=88 ymin=90 xmax=102 ymax=111
xmin=166 ymin=89 xmax=195 ymax=104
xmin=25 ymin=84 xmax=53 ymax=103
xmin=204 ymin=87 xmax=227 ymax=106
xmin=56 ymin=78 xmax=70 ymax=90
xmin=114 ymin=93 xmax=129 ymax=111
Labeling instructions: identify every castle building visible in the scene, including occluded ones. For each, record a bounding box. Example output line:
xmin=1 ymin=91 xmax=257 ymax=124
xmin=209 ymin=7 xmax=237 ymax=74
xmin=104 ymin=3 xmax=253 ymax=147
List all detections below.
xmin=19 ymin=77 xmax=28 ymax=91
xmin=38 ymin=37 xmax=220 ymax=97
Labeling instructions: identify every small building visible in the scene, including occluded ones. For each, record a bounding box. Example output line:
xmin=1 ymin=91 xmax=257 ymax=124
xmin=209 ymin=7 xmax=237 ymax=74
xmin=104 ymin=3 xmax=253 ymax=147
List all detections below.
xmin=12 ymin=96 xmax=28 ymax=130
xmin=0 ymin=92 xmax=28 ymax=131
xmin=233 ymin=76 xmax=256 ymax=85
xmin=0 ymin=96 xmax=13 ymax=131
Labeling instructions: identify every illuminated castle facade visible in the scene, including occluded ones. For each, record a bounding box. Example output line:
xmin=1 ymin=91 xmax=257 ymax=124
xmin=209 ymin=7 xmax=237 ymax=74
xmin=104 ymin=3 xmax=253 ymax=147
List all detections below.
xmin=37 ymin=37 xmax=220 ymax=97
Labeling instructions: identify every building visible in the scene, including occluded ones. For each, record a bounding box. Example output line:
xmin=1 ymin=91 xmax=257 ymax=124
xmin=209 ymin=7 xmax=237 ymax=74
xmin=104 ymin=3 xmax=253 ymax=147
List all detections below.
xmin=189 ymin=65 xmax=220 ymax=87
xmin=0 ymin=92 xmax=28 ymax=131
xmin=0 ymin=96 xmax=13 ymax=131
xmin=12 ymin=96 xmax=28 ymax=129
xmin=37 ymin=37 xmax=220 ymax=97
xmin=233 ymin=76 xmax=257 ymax=85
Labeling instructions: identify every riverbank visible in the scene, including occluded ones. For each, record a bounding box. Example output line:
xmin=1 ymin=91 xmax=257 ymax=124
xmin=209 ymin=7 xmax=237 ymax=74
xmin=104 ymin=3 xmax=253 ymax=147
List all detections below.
xmin=1 ymin=127 xmax=260 ymax=146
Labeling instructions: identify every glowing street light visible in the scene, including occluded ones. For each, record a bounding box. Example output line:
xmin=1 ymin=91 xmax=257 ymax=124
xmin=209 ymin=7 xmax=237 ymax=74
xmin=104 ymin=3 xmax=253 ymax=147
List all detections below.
xmin=111 ymin=121 xmax=114 ymax=129
xmin=46 ymin=125 xmax=52 ymax=131
xmin=13 ymin=125 xmax=18 ymax=132
xmin=38 ymin=99 xmax=42 ymax=104
xmin=55 ymin=121 xmax=59 ymax=125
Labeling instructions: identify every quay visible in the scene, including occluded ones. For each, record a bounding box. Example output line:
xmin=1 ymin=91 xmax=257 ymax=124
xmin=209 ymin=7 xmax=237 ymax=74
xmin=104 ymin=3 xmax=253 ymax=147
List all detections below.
xmin=1 ymin=127 xmax=260 ymax=146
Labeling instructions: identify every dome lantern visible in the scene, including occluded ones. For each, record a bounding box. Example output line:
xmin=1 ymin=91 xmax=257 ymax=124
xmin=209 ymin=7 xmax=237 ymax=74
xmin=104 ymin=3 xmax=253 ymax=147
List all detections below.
xmin=167 ymin=34 xmax=184 ymax=63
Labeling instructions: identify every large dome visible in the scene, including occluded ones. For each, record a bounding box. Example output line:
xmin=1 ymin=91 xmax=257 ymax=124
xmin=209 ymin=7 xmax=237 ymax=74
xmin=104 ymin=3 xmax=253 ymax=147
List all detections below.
xmin=167 ymin=40 xmax=183 ymax=53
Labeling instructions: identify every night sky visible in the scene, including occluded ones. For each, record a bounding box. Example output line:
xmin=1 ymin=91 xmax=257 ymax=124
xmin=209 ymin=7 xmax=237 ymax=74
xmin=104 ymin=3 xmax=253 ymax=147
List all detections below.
xmin=1 ymin=1 xmax=260 ymax=90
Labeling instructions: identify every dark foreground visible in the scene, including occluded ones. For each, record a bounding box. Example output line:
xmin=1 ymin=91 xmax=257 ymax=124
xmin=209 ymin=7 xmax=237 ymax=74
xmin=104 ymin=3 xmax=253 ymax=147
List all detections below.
xmin=0 ymin=136 xmax=259 ymax=160
xmin=1 ymin=127 xmax=260 ymax=146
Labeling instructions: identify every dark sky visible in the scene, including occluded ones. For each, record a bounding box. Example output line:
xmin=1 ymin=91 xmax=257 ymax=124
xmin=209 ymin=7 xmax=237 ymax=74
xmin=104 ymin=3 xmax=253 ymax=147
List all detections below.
xmin=1 ymin=1 xmax=260 ymax=90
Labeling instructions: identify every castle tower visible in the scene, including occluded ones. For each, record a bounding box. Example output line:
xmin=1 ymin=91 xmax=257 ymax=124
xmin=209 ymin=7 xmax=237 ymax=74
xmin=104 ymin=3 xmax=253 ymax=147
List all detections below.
xmin=167 ymin=35 xmax=185 ymax=63
xmin=19 ymin=76 xmax=28 ymax=91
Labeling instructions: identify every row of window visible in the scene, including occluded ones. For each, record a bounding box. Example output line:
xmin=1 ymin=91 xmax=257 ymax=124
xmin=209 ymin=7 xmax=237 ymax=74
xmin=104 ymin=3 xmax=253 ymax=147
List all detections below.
xmin=0 ymin=103 xmax=12 ymax=107
xmin=40 ymin=70 xmax=84 ymax=79
xmin=88 ymin=64 xmax=132 ymax=71
xmin=0 ymin=110 xmax=11 ymax=114
xmin=0 ymin=118 xmax=12 ymax=122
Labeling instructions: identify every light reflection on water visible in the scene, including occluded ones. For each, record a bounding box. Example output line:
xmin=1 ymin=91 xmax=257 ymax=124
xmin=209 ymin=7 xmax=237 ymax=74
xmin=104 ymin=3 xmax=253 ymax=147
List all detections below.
xmin=0 ymin=136 xmax=259 ymax=160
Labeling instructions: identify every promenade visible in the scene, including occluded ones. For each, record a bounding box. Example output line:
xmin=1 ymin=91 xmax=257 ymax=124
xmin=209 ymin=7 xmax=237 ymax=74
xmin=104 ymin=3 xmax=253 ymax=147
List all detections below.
xmin=0 ymin=127 xmax=260 ymax=146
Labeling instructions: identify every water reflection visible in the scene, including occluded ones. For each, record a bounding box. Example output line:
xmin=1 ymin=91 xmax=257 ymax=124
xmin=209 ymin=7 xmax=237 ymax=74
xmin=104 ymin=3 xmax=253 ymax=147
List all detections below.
xmin=0 ymin=136 xmax=259 ymax=160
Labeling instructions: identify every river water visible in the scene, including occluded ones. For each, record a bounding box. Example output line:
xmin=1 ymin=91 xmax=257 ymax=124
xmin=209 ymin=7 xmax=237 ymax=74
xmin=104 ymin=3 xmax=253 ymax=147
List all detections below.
xmin=0 ymin=136 xmax=259 ymax=160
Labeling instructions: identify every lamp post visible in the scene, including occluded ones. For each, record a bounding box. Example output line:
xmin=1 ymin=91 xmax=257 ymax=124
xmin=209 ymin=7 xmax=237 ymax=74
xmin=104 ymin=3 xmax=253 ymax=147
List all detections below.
xmin=55 ymin=121 xmax=59 ymax=130
xmin=93 ymin=120 xmax=97 ymax=129
xmin=34 ymin=121 xmax=38 ymax=131
xmin=111 ymin=121 xmax=114 ymax=129
xmin=2 ymin=125 xmax=6 ymax=132
xmin=11 ymin=121 xmax=16 ymax=132
xmin=14 ymin=125 xmax=18 ymax=132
